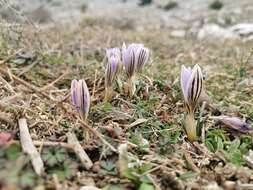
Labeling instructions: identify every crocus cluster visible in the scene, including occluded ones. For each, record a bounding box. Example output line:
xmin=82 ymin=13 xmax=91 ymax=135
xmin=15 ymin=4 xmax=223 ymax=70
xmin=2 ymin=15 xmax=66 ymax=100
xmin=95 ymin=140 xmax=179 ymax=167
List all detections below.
xmin=71 ymin=79 xmax=90 ymax=121
xmin=180 ymin=64 xmax=203 ymax=142
xmin=104 ymin=43 xmax=150 ymax=100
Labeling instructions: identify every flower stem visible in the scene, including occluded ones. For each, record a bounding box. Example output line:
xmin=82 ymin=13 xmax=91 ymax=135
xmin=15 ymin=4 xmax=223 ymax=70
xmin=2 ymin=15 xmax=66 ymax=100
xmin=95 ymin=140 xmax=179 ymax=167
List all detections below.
xmin=184 ymin=113 xmax=197 ymax=142
xmin=128 ymin=75 xmax=136 ymax=97
xmin=104 ymin=86 xmax=113 ymax=102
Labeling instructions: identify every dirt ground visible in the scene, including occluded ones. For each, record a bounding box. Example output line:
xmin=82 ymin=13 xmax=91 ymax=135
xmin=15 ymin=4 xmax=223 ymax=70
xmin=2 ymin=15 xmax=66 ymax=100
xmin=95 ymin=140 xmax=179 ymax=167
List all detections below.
xmin=0 ymin=1 xmax=253 ymax=190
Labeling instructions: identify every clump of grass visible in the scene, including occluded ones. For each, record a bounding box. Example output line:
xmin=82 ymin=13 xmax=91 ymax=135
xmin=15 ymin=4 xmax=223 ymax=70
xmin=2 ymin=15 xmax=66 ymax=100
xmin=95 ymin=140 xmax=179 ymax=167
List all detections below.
xmin=138 ymin=0 xmax=152 ymax=6
xmin=209 ymin=0 xmax=223 ymax=10
xmin=163 ymin=1 xmax=178 ymax=11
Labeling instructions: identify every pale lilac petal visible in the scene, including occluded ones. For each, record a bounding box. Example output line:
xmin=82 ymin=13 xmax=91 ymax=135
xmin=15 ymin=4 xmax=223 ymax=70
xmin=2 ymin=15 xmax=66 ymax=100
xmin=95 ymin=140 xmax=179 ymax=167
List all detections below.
xmin=186 ymin=64 xmax=203 ymax=110
xmin=180 ymin=64 xmax=203 ymax=112
xmin=180 ymin=65 xmax=192 ymax=101
xmin=136 ymin=47 xmax=149 ymax=72
xmin=122 ymin=44 xmax=136 ymax=77
xmin=105 ymin=56 xmax=119 ymax=87
xmin=106 ymin=48 xmax=121 ymax=60
xmin=71 ymin=79 xmax=90 ymax=119
xmin=71 ymin=79 xmax=78 ymax=106
xmin=214 ymin=116 xmax=252 ymax=133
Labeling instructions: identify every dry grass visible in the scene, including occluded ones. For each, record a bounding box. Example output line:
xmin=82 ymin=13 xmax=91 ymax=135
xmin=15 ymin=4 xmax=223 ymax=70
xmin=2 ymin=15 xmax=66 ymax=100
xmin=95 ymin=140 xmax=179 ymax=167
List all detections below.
xmin=0 ymin=17 xmax=253 ymax=189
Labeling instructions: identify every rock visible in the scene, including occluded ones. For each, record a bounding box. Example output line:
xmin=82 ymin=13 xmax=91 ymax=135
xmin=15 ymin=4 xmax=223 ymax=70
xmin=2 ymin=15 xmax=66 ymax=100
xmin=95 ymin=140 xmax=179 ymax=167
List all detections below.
xmin=197 ymin=24 xmax=239 ymax=41
xmin=27 ymin=6 xmax=51 ymax=23
xmin=229 ymin=23 xmax=253 ymax=40
xmin=204 ymin=182 xmax=223 ymax=190
xmin=222 ymin=181 xmax=235 ymax=190
xmin=79 ymin=186 xmax=101 ymax=190
xmin=170 ymin=30 xmax=186 ymax=38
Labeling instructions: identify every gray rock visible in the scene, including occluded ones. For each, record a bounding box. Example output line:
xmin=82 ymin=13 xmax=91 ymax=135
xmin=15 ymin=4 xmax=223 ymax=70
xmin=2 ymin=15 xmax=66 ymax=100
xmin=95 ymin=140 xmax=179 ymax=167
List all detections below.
xmin=197 ymin=24 xmax=239 ymax=41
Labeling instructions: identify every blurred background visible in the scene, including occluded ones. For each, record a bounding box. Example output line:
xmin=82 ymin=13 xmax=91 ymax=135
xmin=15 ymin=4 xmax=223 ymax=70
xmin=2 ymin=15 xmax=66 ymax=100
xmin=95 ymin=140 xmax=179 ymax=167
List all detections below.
xmin=1 ymin=0 xmax=253 ymax=41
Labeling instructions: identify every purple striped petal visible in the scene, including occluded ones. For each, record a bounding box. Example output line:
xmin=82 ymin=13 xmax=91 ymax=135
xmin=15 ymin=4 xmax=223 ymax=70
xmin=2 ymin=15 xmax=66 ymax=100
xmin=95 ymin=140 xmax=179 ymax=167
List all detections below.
xmin=136 ymin=47 xmax=149 ymax=72
xmin=181 ymin=64 xmax=203 ymax=112
xmin=71 ymin=79 xmax=90 ymax=119
xmin=105 ymin=56 xmax=120 ymax=87
xmin=122 ymin=43 xmax=149 ymax=78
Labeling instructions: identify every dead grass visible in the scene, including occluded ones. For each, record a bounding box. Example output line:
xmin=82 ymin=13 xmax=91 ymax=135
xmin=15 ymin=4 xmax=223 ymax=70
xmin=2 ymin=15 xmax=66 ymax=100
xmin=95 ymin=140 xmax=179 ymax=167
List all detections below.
xmin=0 ymin=18 xmax=253 ymax=189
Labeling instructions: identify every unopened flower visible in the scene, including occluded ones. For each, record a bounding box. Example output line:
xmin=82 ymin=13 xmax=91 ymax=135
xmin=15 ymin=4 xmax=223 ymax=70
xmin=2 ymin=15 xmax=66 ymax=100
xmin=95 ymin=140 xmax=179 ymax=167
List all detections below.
xmin=122 ymin=43 xmax=137 ymax=79
xmin=104 ymin=48 xmax=121 ymax=101
xmin=212 ymin=115 xmax=252 ymax=133
xmin=135 ymin=45 xmax=150 ymax=72
xmin=180 ymin=64 xmax=203 ymax=142
xmin=181 ymin=64 xmax=203 ymax=113
xmin=122 ymin=43 xmax=149 ymax=75
xmin=105 ymin=48 xmax=121 ymax=88
xmin=122 ymin=43 xmax=150 ymax=96
xmin=71 ymin=79 xmax=90 ymax=120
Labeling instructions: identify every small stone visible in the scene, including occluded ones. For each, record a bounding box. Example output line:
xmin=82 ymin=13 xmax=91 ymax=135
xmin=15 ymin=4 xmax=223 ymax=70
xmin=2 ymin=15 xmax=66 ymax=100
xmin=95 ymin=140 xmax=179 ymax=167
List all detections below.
xmin=79 ymin=186 xmax=101 ymax=190
xmin=223 ymin=181 xmax=235 ymax=190
xmin=170 ymin=30 xmax=186 ymax=38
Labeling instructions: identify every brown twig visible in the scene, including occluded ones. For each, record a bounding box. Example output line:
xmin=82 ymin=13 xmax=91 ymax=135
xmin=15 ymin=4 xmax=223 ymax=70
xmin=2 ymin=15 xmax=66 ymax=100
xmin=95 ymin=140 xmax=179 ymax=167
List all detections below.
xmin=78 ymin=118 xmax=117 ymax=153
xmin=0 ymin=67 xmax=51 ymax=100
xmin=183 ymin=149 xmax=200 ymax=173
xmin=40 ymin=70 xmax=69 ymax=91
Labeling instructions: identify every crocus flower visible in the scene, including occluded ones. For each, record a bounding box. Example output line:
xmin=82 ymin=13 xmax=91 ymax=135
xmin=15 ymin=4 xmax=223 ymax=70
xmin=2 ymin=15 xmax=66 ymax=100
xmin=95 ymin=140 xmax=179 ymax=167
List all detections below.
xmin=71 ymin=79 xmax=90 ymax=120
xmin=105 ymin=48 xmax=121 ymax=88
xmin=122 ymin=43 xmax=137 ymax=78
xmin=122 ymin=43 xmax=150 ymax=96
xmin=135 ymin=44 xmax=150 ymax=72
xmin=104 ymin=48 xmax=121 ymax=101
xmin=181 ymin=64 xmax=203 ymax=113
xmin=180 ymin=64 xmax=203 ymax=142
xmin=212 ymin=115 xmax=252 ymax=133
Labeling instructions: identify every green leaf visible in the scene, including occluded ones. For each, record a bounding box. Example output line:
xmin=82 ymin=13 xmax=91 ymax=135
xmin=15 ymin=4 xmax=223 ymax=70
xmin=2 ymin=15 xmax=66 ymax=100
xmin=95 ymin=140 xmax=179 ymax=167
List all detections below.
xmin=228 ymin=139 xmax=240 ymax=152
xmin=42 ymin=147 xmax=67 ymax=167
xmin=19 ymin=171 xmax=36 ymax=188
xmin=123 ymin=168 xmax=138 ymax=182
xmin=205 ymin=140 xmax=215 ymax=152
xmin=139 ymin=183 xmax=154 ymax=190
xmin=6 ymin=144 xmax=21 ymax=160
xmin=217 ymin=137 xmax=224 ymax=150
xmin=140 ymin=163 xmax=153 ymax=174
xmin=179 ymin=172 xmax=199 ymax=180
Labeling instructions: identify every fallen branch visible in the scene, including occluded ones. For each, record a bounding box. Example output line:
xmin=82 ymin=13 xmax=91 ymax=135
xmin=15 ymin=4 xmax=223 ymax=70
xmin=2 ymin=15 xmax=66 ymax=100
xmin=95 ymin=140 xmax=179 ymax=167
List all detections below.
xmin=11 ymin=140 xmax=73 ymax=149
xmin=19 ymin=118 xmax=44 ymax=176
xmin=67 ymin=132 xmax=93 ymax=170
xmin=127 ymin=118 xmax=147 ymax=129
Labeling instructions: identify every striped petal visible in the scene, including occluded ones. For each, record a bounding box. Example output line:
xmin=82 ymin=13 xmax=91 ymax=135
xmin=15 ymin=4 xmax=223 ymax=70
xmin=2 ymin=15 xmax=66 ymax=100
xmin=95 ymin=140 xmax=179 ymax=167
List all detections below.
xmin=181 ymin=64 xmax=203 ymax=112
xmin=136 ymin=47 xmax=149 ymax=72
xmin=105 ymin=56 xmax=120 ymax=87
xmin=71 ymin=79 xmax=90 ymax=120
